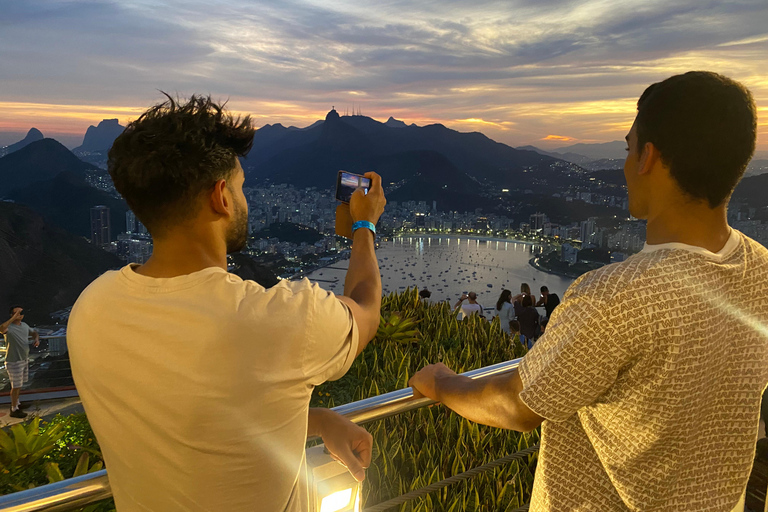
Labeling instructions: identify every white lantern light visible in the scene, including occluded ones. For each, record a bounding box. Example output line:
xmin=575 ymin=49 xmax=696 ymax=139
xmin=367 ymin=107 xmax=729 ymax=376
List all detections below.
xmin=306 ymin=444 xmax=361 ymax=512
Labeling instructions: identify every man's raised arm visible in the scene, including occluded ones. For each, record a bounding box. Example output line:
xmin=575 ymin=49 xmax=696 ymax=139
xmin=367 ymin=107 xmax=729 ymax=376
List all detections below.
xmin=337 ymin=172 xmax=386 ymax=356
xmin=0 ymin=310 xmax=21 ymax=334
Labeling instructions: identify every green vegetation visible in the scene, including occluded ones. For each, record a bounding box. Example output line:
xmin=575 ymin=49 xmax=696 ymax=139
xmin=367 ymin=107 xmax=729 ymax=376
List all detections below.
xmin=0 ymin=414 xmax=114 ymax=511
xmin=2 ymin=289 xmax=535 ymax=511
xmin=311 ymin=288 xmax=537 ymax=511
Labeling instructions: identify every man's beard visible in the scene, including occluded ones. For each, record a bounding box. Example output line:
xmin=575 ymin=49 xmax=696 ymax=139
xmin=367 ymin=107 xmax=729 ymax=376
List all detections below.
xmin=226 ymin=200 xmax=248 ymax=254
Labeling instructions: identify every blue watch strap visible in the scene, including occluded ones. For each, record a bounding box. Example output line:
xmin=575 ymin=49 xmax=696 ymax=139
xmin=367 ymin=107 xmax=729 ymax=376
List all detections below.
xmin=352 ymin=220 xmax=376 ymax=235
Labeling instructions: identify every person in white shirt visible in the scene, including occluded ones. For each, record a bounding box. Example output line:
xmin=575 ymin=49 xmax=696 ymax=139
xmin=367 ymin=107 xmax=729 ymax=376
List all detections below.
xmin=495 ymin=290 xmax=515 ymax=335
xmin=68 ymin=95 xmax=386 ymax=512
xmin=453 ymin=292 xmax=483 ymax=319
xmin=410 ymin=72 xmax=768 ymax=511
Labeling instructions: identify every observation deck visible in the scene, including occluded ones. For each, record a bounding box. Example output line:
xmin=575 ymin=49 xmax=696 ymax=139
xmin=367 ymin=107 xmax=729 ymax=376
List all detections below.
xmin=1 ymin=331 xmax=766 ymax=511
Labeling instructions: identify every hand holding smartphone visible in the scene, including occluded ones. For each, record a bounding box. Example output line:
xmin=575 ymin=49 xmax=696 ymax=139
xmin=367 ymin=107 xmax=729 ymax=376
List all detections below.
xmin=334 ymin=171 xmax=385 ymax=239
xmin=336 ymin=171 xmax=372 ymax=203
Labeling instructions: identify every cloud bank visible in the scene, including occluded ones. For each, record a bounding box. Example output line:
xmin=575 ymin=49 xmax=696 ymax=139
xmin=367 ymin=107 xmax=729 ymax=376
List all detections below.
xmin=1 ymin=0 xmax=767 ymax=148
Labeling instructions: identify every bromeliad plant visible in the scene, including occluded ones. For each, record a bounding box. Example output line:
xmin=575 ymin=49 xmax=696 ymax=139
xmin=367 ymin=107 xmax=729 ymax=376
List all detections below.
xmin=311 ymin=288 xmax=536 ymax=511
xmin=0 ymin=418 xmax=65 ymax=473
xmin=376 ymin=311 xmax=420 ymax=345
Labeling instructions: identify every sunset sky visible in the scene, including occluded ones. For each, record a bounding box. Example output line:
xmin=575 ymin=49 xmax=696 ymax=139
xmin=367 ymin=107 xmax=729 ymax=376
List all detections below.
xmin=2 ymin=0 xmax=767 ymax=153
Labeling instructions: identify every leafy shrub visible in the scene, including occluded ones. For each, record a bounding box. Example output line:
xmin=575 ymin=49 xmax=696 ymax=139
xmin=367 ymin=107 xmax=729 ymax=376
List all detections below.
xmin=0 ymin=414 xmax=115 ymax=511
xmin=311 ymin=288 xmax=537 ymax=511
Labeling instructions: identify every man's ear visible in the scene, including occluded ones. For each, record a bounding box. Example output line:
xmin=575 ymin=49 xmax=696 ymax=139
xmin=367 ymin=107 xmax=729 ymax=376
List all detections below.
xmin=210 ymin=179 xmax=230 ymax=216
xmin=638 ymin=142 xmax=660 ymax=176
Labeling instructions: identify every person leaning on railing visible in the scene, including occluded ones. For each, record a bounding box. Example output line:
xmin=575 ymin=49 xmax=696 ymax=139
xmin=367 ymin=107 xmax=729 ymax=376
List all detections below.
xmin=410 ymin=71 xmax=768 ymax=512
xmin=67 ymin=95 xmax=386 ymax=512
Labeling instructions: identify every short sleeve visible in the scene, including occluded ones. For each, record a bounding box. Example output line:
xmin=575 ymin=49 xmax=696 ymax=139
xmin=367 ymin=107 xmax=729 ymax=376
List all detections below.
xmin=302 ymin=284 xmax=359 ymax=386
xmin=518 ymin=294 xmax=635 ymax=421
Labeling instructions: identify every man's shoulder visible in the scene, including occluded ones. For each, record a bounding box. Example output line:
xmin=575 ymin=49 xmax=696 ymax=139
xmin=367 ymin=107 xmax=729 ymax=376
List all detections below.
xmin=564 ymin=252 xmax=660 ymax=303
xmin=739 ymin=231 xmax=768 ymax=261
xmin=73 ymin=269 xmax=124 ymax=304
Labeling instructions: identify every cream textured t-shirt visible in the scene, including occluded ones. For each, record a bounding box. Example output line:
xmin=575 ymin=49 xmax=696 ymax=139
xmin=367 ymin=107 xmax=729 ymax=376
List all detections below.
xmin=519 ymin=229 xmax=768 ymax=511
xmin=68 ymin=265 xmax=359 ymax=512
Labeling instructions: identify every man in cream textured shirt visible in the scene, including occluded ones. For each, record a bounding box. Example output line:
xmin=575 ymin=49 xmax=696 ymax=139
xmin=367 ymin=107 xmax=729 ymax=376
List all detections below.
xmin=69 ymin=96 xmax=386 ymax=511
xmin=410 ymin=71 xmax=768 ymax=511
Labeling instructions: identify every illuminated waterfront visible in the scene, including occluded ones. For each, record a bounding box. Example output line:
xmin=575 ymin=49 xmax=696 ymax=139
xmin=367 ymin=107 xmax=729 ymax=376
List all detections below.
xmin=306 ymin=236 xmax=575 ymax=307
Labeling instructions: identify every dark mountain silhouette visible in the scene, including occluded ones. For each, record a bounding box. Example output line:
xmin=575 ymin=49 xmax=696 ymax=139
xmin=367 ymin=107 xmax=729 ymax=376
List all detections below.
xmin=0 ymin=201 xmax=122 ymax=325
xmin=9 ymin=170 xmax=128 ymax=241
xmin=1 ymin=128 xmax=44 ymax=156
xmin=244 ymin=109 xmax=558 ymax=207
xmin=0 ymin=138 xmax=99 ymax=197
xmin=384 ymin=117 xmax=407 ymax=128
xmin=551 ymin=141 xmax=627 ymax=160
xmin=518 ymin=145 xmax=592 ymax=164
xmin=74 ymin=118 xmax=125 ymax=153
xmin=254 ymin=222 xmax=323 ymax=244
xmin=229 ymin=253 xmax=279 ymax=288
xmin=746 ymin=159 xmax=768 ymax=176
xmin=733 ymin=173 xmax=768 ymax=209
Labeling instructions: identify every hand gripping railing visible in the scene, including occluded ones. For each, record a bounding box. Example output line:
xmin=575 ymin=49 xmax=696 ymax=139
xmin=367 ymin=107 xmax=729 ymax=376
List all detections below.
xmin=0 ymin=358 xmax=523 ymax=512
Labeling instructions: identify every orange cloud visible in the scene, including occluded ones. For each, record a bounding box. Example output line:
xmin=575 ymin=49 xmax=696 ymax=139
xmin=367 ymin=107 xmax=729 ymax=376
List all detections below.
xmin=541 ymin=135 xmax=576 ymax=142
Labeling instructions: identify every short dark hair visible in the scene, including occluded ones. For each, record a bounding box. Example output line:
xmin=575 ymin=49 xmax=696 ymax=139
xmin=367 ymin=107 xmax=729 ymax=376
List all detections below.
xmin=109 ymin=94 xmax=255 ymax=234
xmin=635 ymin=71 xmax=756 ymax=208
xmin=9 ymin=306 xmax=21 ymax=315
xmin=419 ymin=289 xmax=431 ymax=299
xmin=540 ymin=286 xmax=548 ymax=293
xmin=509 ymin=320 xmax=520 ymax=333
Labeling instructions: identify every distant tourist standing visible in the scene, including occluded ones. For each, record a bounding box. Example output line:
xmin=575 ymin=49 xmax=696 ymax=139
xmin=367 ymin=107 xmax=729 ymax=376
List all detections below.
xmin=68 ymin=96 xmax=386 ymax=511
xmin=536 ymin=286 xmax=560 ymax=319
xmin=516 ymin=295 xmax=539 ymax=348
xmin=454 ymin=292 xmax=483 ymax=319
xmin=512 ymin=282 xmax=532 ymax=317
xmin=1 ymin=306 xmax=39 ymax=418
xmin=495 ymin=289 xmax=515 ymax=335
xmin=410 ymin=72 xmax=768 ymax=511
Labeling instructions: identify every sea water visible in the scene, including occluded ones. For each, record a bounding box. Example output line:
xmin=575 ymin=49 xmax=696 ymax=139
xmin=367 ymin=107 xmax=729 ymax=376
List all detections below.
xmin=305 ymin=235 xmax=574 ymax=312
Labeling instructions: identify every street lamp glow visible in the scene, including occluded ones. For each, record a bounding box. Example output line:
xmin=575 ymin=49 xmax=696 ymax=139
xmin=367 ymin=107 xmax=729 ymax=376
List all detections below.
xmin=320 ymin=488 xmax=353 ymax=512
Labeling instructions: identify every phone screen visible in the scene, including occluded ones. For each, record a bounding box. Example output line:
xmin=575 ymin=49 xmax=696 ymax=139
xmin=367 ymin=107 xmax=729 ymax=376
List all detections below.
xmin=336 ymin=171 xmax=371 ymax=203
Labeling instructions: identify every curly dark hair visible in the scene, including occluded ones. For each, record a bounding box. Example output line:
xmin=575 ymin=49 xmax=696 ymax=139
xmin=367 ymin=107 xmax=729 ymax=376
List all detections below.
xmin=635 ymin=71 xmax=756 ymax=208
xmin=108 ymin=94 xmax=255 ymax=234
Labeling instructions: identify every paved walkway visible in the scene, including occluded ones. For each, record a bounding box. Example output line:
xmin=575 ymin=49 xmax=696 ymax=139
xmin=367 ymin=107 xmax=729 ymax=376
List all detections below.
xmin=0 ymin=396 xmax=84 ymax=428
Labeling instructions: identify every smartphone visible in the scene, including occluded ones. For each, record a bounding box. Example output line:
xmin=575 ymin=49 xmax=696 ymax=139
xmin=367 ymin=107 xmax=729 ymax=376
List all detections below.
xmin=336 ymin=171 xmax=371 ymax=203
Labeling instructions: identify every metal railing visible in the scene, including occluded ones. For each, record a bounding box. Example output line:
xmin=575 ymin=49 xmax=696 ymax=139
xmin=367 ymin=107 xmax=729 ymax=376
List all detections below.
xmin=0 ymin=358 xmax=523 ymax=511
xmin=1 ymin=336 xmax=75 ymax=404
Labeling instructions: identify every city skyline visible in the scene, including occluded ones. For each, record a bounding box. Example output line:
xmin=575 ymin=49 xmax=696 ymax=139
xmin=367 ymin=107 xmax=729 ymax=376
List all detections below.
xmin=1 ymin=0 xmax=767 ymax=151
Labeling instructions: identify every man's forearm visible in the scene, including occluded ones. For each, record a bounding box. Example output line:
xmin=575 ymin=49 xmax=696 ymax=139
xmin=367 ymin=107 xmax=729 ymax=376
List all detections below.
xmin=0 ymin=318 xmax=13 ymax=334
xmin=344 ymin=229 xmax=380 ymax=303
xmin=434 ymin=371 xmax=538 ymax=432
xmin=307 ymin=407 xmax=333 ymax=437
xmin=344 ymin=229 xmax=381 ymax=341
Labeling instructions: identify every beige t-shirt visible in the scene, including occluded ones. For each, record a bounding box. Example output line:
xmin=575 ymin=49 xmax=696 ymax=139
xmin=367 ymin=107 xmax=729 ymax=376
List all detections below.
xmin=68 ymin=265 xmax=359 ymax=512
xmin=519 ymin=229 xmax=768 ymax=511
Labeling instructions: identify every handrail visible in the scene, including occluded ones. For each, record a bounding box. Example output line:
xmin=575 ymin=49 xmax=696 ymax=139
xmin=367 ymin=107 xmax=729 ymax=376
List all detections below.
xmin=334 ymin=358 xmax=522 ymax=424
xmin=0 ymin=472 xmax=111 ymax=512
xmin=0 ymin=358 xmax=523 ymax=512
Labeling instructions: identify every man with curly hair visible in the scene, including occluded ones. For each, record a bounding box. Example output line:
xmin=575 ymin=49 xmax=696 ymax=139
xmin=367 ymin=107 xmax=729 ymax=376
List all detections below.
xmin=69 ymin=95 xmax=386 ymax=511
